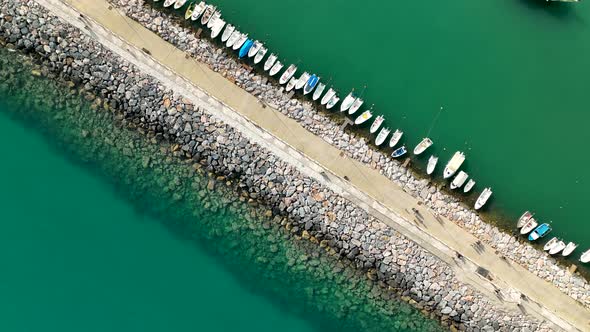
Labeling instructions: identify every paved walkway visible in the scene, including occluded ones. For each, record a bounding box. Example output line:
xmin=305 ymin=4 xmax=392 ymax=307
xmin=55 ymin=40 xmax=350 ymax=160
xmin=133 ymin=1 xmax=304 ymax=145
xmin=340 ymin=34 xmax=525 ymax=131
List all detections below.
xmin=38 ymin=0 xmax=590 ymax=330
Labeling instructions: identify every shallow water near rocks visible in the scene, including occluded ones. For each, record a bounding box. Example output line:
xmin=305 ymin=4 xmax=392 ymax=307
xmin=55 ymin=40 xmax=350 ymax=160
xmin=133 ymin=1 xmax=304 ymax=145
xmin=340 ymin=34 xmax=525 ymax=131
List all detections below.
xmin=0 ymin=49 xmax=443 ymax=331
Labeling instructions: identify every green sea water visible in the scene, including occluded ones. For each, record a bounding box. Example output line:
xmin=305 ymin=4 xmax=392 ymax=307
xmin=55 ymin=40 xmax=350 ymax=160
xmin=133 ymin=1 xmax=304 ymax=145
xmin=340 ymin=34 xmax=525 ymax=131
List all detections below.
xmin=176 ymin=0 xmax=590 ymax=260
xmin=0 ymin=50 xmax=443 ymax=330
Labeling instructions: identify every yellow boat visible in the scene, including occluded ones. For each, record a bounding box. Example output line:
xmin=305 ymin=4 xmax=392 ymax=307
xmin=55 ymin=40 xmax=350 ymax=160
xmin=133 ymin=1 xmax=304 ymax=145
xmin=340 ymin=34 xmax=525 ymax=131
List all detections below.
xmin=184 ymin=2 xmax=195 ymax=20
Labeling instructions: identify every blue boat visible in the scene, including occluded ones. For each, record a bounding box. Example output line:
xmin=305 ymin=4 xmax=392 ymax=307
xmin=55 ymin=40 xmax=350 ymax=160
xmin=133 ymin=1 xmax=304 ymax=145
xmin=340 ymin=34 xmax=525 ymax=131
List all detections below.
xmin=528 ymin=223 xmax=552 ymax=241
xmin=303 ymin=74 xmax=320 ymax=95
xmin=238 ymin=39 xmax=254 ymax=58
xmin=391 ymin=146 xmax=407 ymax=158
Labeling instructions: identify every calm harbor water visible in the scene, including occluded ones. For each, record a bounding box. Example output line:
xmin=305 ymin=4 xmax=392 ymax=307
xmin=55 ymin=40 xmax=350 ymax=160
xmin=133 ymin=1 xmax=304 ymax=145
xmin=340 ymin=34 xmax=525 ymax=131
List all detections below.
xmin=190 ymin=0 xmax=590 ymax=258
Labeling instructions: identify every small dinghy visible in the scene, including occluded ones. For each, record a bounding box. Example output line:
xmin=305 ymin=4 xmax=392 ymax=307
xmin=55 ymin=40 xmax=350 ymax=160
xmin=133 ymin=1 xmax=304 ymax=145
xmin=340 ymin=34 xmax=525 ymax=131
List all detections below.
xmin=450 ymin=171 xmax=469 ymax=190
xmin=443 ymin=151 xmax=465 ymax=179
xmin=312 ymin=83 xmax=326 ymax=101
xmin=248 ymin=41 xmax=262 ymax=58
xmin=225 ymin=30 xmax=241 ymax=48
xmin=355 ymin=110 xmax=373 ymax=125
xmin=221 ymin=24 xmax=235 ymax=42
xmin=562 ymin=242 xmax=578 ymax=257
xmin=279 ymin=65 xmax=297 ymax=85
xmin=191 ymin=1 xmax=206 ymax=21
xmin=543 ymin=237 xmax=559 ymax=251
xmin=388 ymin=129 xmax=403 ymax=148
xmin=528 ymin=223 xmax=552 ymax=241
xmin=413 ymin=138 xmax=433 ymax=155
xmin=549 ymin=240 xmax=566 ymax=255
xmin=517 ymin=211 xmax=533 ymax=228
xmin=326 ymin=95 xmax=340 ymax=110
xmin=391 ymin=146 xmax=407 ymax=158
xmin=474 ymin=187 xmax=492 ymax=210
xmin=340 ymin=91 xmax=356 ymax=112
xmin=254 ymin=47 xmax=267 ymax=64
xmin=184 ymin=2 xmax=196 ymax=19
xmin=347 ymin=98 xmax=364 ymax=115
xmin=321 ymin=88 xmax=336 ymax=105
xmin=238 ymin=39 xmax=253 ymax=58
xmin=427 ymin=156 xmax=438 ymax=175
xmin=464 ymin=179 xmax=475 ymax=193
xmin=580 ymin=249 xmax=590 ymax=263
xmin=201 ymin=5 xmax=216 ymax=25
xmin=232 ymin=33 xmax=248 ymax=50
xmin=206 ymin=11 xmax=220 ymax=29
xmin=303 ymin=75 xmax=319 ymax=95
xmin=295 ymin=72 xmax=310 ymax=90
xmin=174 ymin=0 xmax=188 ymax=10
xmin=520 ymin=218 xmax=538 ymax=235
xmin=285 ymin=76 xmax=297 ymax=92
xmin=210 ymin=19 xmax=225 ymax=39
xmin=269 ymin=61 xmax=283 ymax=77
xmin=375 ymin=127 xmax=390 ymax=146
xmin=263 ymin=53 xmax=277 ymax=71
xmin=370 ymin=115 xmax=384 ymax=134
xmin=163 ymin=0 xmax=176 ymax=8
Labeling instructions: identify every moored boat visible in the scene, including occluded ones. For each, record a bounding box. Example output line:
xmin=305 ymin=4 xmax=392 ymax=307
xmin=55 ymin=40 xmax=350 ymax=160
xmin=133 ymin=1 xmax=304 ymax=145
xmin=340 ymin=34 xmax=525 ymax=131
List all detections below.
xmin=450 ymin=171 xmax=468 ymax=190
xmin=543 ymin=237 xmax=559 ymax=251
xmin=221 ymin=24 xmax=235 ymax=42
xmin=184 ymin=2 xmax=196 ymax=19
xmin=238 ymin=39 xmax=253 ymax=58
xmin=354 ymin=110 xmax=373 ymax=125
xmin=340 ymin=91 xmax=356 ymax=112
xmin=279 ymin=64 xmax=297 ymax=85
xmin=388 ymin=129 xmax=403 ymax=148
xmin=206 ymin=11 xmax=220 ymax=29
xmin=312 ymin=83 xmax=326 ymax=101
xmin=464 ymin=179 xmax=475 ymax=193
xmin=264 ymin=54 xmax=278 ymax=71
xmin=528 ymin=223 xmax=552 ymax=241
xmin=225 ymin=30 xmax=241 ymax=48
xmin=391 ymin=146 xmax=407 ymax=158
xmin=321 ymin=88 xmax=336 ymax=105
xmin=580 ymin=249 xmax=590 ymax=263
xmin=370 ymin=115 xmax=384 ymax=134
xmin=326 ymin=95 xmax=340 ymax=110
xmin=413 ymin=138 xmax=433 ymax=155
xmin=163 ymin=0 xmax=176 ymax=7
xmin=201 ymin=5 xmax=216 ymax=25
xmin=285 ymin=77 xmax=297 ymax=92
xmin=474 ymin=187 xmax=492 ymax=210
xmin=254 ymin=47 xmax=267 ymax=64
xmin=295 ymin=72 xmax=310 ymax=90
xmin=443 ymin=151 xmax=465 ymax=179
xmin=427 ymin=156 xmax=438 ymax=175
xmin=520 ymin=218 xmax=538 ymax=235
xmin=375 ymin=127 xmax=390 ymax=146
xmin=517 ymin=211 xmax=533 ymax=228
xmin=210 ymin=19 xmax=225 ymax=39
xmin=562 ymin=242 xmax=578 ymax=257
xmin=549 ymin=240 xmax=566 ymax=255
xmin=248 ymin=41 xmax=262 ymax=58
xmin=174 ymin=0 xmax=188 ymax=10
xmin=303 ymin=75 xmax=319 ymax=95
xmin=232 ymin=33 xmax=248 ymax=50
xmin=347 ymin=98 xmax=364 ymax=115
xmin=269 ymin=61 xmax=283 ymax=77
xmin=190 ymin=1 xmax=206 ymax=21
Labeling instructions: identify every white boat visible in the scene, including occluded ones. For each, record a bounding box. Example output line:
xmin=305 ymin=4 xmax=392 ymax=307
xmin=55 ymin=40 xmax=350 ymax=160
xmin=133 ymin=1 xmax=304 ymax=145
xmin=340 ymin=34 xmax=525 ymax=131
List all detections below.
xmin=201 ymin=5 xmax=216 ymax=25
xmin=269 ymin=61 xmax=283 ymax=76
xmin=347 ymin=98 xmax=364 ymax=115
xmin=248 ymin=41 xmax=262 ymax=58
xmin=232 ymin=33 xmax=248 ymax=50
xmin=562 ymin=242 xmax=578 ymax=257
xmin=254 ymin=47 xmax=267 ymax=64
xmin=388 ymin=129 xmax=403 ymax=148
xmin=375 ymin=127 xmax=390 ymax=146
xmin=207 ymin=11 xmax=220 ymax=28
xmin=474 ymin=187 xmax=492 ymax=210
xmin=543 ymin=237 xmax=559 ymax=251
xmin=264 ymin=54 xmax=278 ymax=71
xmin=370 ymin=115 xmax=384 ymax=134
xmin=517 ymin=211 xmax=533 ymax=228
xmin=225 ymin=30 xmax=241 ymax=48
xmin=464 ymin=179 xmax=475 ymax=193
xmin=326 ymin=95 xmax=340 ymax=110
xmin=173 ymin=0 xmax=188 ymax=9
xmin=295 ymin=72 xmax=310 ymax=90
xmin=285 ymin=77 xmax=297 ymax=92
xmin=427 ymin=156 xmax=438 ymax=175
xmin=520 ymin=218 xmax=538 ymax=235
xmin=312 ymin=83 xmax=326 ymax=101
xmin=210 ymin=19 xmax=225 ymax=39
xmin=450 ymin=171 xmax=468 ymax=190
xmin=580 ymin=249 xmax=590 ymax=264
xmin=221 ymin=24 xmax=235 ymax=42
xmin=354 ymin=110 xmax=373 ymax=125
xmin=279 ymin=65 xmax=297 ymax=85
xmin=321 ymin=88 xmax=336 ymax=105
xmin=190 ymin=1 xmax=206 ymax=21
xmin=549 ymin=240 xmax=566 ymax=255
xmin=413 ymin=138 xmax=433 ymax=155
xmin=443 ymin=151 xmax=465 ymax=179
xmin=339 ymin=91 xmax=356 ymax=112
xmin=163 ymin=0 xmax=176 ymax=7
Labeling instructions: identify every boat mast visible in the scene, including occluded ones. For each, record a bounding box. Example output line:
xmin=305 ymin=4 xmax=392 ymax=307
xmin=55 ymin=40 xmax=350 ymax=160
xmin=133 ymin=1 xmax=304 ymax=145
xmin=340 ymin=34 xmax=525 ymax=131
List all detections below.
xmin=426 ymin=106 xmax=444 ymax=138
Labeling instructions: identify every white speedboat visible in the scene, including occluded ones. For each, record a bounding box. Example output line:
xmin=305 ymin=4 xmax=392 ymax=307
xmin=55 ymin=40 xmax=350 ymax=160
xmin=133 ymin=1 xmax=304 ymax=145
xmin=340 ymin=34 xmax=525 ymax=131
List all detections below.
xmin=279 ymin=65 xmax=297 ymax=85
xmin=206 ymin=11 xmax=220 ymax=28
xmin=269 ymin=61 xmax=283 ymax=76
xmin=544 ymin=237 xmax=559 ymax=251
xmin=174 ymin=0 xmax=188 ymax=9
xmin=549 ymin=240 xmax=566 ymax=255
xmin=232 ymin=33 xmax=248 ymax=50
xmin=516 ymin=211 xmax=533 ymax=228
xmin=326 ymin=95 xmax=340 ymax=110
xmin=321 ymin=88 xmax=336 ymax=105
xmin=210 ymin=19 xmax=225 ymax=39
xmin=312 ymin=83 xmax=326 ymax=101
xmin=340 ymin=91 xmax=356 ymax=112
xmin=388 ymin=129 xmax=403 ymax=148
xmin=264 ymin=53 xmax=278 ymax=71
xmin=562 ymin=242 xmax=578 ymax=257
xmin=221 ymin=24 xmax=235 ymax=42
xmin=580 ymin=249 xmax=590 ymax=264
xmin=347 ymin=98 xmax=364 ymax=115
xmin=355 ymin=110 xmax=373 ymax=125
xmin=443 ymin=151 xmax=465 ymax=179
xmin=190 ymin=1 xmax=206 ymax=21
xmin=375 ymin=127 xmax=390 ymax=146
xmin=248 ymin=41 xmax=262 ymax=58
xmin=450 ymin=171 xmax=468 ymax=190
xmin=464 ymin=179 xmax=475 ymax=193
xmin=370 ymin=115 xmax=384 ymax=134
xmin=201 ymin=5 xmax=216 ymax=25
xmin=254 ymin=47 xmax=267 ymax=64
xmin=163 ymin=0 xmax=176 ymax=7
xmin=413 ymin=138 xmax=433 ymax=155
xmin=520 ymin=218 xmax=538 ymax=235
xmin=285 ymin=77 xmax=297 ymax=92
xmin=295 ymin=72 xmax=310 ymax=90
xmin=474 ymin=187 xmax=492 ymax=210
xmin=427 ymin=156 xmax=438 ymax=175
xmin=225 ymin=30 xmax=241 ymax=48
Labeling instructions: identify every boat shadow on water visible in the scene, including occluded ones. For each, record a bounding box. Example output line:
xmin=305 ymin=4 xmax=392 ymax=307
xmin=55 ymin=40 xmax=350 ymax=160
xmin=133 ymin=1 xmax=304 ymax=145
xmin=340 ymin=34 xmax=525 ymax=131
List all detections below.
xmin=516 ymin=0 xmax=579 ymax=21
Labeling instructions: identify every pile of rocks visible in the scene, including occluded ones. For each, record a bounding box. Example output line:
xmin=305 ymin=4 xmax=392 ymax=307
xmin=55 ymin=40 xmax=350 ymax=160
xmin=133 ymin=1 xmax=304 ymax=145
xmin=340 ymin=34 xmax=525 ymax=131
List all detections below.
xmin=0 ymin=0 xmax=558 ymax=330
xmin=108 ymin=0 xmax=590 ymax=308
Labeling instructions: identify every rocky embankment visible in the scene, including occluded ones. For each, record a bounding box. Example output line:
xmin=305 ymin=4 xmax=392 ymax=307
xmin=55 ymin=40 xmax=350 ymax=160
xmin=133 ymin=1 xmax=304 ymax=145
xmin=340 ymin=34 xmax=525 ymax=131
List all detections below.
xmin=0 ymin=0 xmax=559 ymax=330
xmin=110 ymin=0 xmax=590 ymax=308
